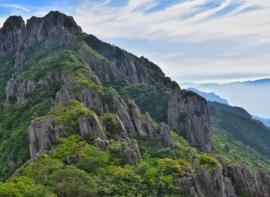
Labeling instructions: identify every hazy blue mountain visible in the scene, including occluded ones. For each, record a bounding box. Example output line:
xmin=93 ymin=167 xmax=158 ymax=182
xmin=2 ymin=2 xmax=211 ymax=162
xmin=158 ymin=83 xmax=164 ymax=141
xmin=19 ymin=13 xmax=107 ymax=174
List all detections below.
xmin=187 ymin=87 xmax=270 ymax=128
xmin=188 ymin=87 xmax=229 ymax=105
xmin=182 ymin=78 xmax=270 ymax=118
xmin=253 ymin=115 xmax=270 ymax=128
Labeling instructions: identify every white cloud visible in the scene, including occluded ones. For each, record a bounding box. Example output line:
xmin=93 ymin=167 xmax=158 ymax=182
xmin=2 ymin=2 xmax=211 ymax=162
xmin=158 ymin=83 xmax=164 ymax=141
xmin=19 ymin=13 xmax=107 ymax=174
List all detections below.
xmin=73 ymin=0 xmax=270 ymax=43
xmin=0 ymin=3 xmax=30 ymax=12
xmin=1 ymin=0 xmax=270 ymax=84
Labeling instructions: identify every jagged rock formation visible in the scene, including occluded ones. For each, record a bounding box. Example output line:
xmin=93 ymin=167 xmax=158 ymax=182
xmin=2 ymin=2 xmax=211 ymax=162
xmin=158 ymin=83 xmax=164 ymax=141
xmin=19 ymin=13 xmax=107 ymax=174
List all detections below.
xmin=0 ymin=16 xmax=25 ymax=57
xmin=1 ymin=11 xmax=212 ymax=154
xmin=178 ymin=164 xmax=270 ymax=197
xmin=228 ymin=165 xmax=270 ymax=197
xmin=28 ymin=112 xmax=109 ymax=161
xmin=168 ymin=89 xmax=212 ymax=152
xmin=28 ymin=116 xmax=61 ymax=160
xmin=78 ymin=115 xmax=107 ymax=140
xmin=157 ymin=123 xmax=175 ymax=148
xmin=177 ymin=166 xmax=236 ymax=197
xmin=1 ymin=11 xmax=270 ymax=196
xmin=121 ymin=138 xmax=141 ymax=164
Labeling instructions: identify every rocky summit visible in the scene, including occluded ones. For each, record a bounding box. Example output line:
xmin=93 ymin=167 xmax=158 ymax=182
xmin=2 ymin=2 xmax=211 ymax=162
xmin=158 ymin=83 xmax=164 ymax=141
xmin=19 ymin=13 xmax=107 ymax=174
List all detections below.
xmin=0 ymin=11 xmax=269 ymax=197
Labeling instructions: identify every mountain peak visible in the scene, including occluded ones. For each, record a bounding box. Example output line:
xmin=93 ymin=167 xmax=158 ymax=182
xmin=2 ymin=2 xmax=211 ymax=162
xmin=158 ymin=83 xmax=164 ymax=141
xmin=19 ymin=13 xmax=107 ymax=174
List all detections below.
xmin=0 ymin=11 xmax=82 ymax=59
xmin=0 ymin=15 xmax=25 ymax=57
xmin=42 ymin=10 xmax=82 ymax=34
xmin=1 ymin=15 xmax=25 ymax=33
xmin=26 ymin=10 xmax=82 ymax=37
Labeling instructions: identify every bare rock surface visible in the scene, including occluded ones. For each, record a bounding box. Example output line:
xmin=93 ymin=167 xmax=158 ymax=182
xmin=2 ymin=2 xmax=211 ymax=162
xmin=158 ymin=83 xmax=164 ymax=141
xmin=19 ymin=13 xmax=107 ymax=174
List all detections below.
xmin=121 ymin=138 xmax=141 ymax=164
xmin=78 ymin=114 xmax=107 ymax=140
xmin=168 ymin=88 xmax=212 ymax=152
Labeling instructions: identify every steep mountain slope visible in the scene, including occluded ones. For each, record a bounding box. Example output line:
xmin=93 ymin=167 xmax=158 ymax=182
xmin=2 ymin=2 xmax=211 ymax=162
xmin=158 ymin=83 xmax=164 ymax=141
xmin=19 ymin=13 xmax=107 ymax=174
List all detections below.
xmin=0 ymin=11 xmax=270 ymax=196
xmin=209 ymin=102 xmax=270 ymax=159
xmin=187 ymin=88 xmax=270 ymax=173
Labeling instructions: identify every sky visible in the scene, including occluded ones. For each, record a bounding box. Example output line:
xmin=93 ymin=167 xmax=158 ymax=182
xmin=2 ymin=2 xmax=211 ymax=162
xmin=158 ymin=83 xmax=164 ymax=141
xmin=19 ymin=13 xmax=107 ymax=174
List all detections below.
xmin=1 ymin=0 xmax=270 ymax=84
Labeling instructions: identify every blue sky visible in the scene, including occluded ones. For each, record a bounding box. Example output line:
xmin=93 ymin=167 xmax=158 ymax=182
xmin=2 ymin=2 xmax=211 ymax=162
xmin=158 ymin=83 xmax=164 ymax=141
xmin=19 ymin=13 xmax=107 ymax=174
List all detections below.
xmin=1 ymin=0 xmax=270 ymax=83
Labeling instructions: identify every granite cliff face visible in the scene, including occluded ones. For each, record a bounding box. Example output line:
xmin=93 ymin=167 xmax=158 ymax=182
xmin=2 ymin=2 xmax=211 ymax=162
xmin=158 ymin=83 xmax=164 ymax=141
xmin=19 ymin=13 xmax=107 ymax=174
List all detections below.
xmin=1 ymin=11 xmax=212 ymax=153
xmin=0 ymin=11 xmax=269 ymax=196
xmin=0 ymin=16 xmax=25 ymax=57
xmin=178 ymin=164 xmax=270 ymax=197
xmin=168 ymin=89 xmax=212 ymax=152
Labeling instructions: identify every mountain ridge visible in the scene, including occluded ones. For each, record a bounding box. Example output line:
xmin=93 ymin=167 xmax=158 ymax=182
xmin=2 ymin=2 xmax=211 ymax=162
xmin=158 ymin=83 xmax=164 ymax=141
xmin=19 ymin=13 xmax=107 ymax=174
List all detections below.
xmin=188 ymin=87 xmax=229 ymax=105
xmin=0 ymin=11 xmax=269 ymax=197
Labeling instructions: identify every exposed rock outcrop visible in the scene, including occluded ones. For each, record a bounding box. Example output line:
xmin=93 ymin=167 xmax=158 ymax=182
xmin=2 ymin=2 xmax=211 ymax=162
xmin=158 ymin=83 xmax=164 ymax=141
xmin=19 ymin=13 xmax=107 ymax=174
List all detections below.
xmin=1 ymin=11 xmax=213 ymax=155
xmin=168 ymin=88 xmax=212 ymax=152
xmin=157 ymin=123 xmax=175 ymax=148
xmin=28 ymin=113 xmax=107 ymax=160
xmin=177 ymin=166 xmax=236 ymax=197
xmin=55 ymin=82 xmax=105 ymax=113
xmin=0 ymin=16 xmax=25 ymax=57
xmin=5 ymin=72 xmax=63 ymax=104
xmin=5 ymin=74 xmax=35 ymax=103
xmin=228 ymin=165 xmax=270 ymax=197
xmin=121 ymin=138 xmax=141 ymax=164
xmin=257 ymin=170 xmax=270 ymax=197
xmin=78 ymin=114 xmax=107 ymax=140
xmin=24 ymin=11 xmax=82 ymax=47
xmin=28 ymin=116 xmax=61 ymax=160
xmin=129 ymin=101 xmax=148 ymax=136
xmin=3 ymin=11 xmax=270 ymax=196
xmin=0 ymin=11 xmax=82 ymax=66
xmin=108 ymin=89 xmax=135 ymax=133
xmin=177 ymin=164 xmax=270 ymax=197
xmin=145 ymin=112 xmax=155 ymax=135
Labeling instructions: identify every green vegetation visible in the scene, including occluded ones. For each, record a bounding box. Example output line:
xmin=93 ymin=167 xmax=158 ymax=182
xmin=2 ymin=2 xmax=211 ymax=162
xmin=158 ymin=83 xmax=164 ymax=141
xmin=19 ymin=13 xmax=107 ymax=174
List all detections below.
xmin=0 ymin=132 xmax=222 ymax=196
xmin=197 ymin=153 xmax=222 ymax=171
xmin=22 ymin=49 xmax=89 ymax=81
xmin=210 ymin=102 xmax=270 ymax=173
xmin=212 ymin=128 xmax=270 ymax=173
xmin=238 ymin=188 xmax=252 ymax=197
xmin=0 ymin=39 xmax=111 ymax=181
xmin=0 ymin=56 xmax=14 ymax=100
xmin=1 ymin=15 xmax=270 ymax=196
xmin=0 ymin=176 xmax=56 ymax=197
xmin=209 ymin=102 xmax=270 ymax=158
xmin=102 ymin=113 xmax=123 ymax=137
xmin=51 ymin=100 xmax=93 ymax=125
xmin=110 ymin=80 xmax=170 ymax=122
xmin=73 ymin=73 xmax=103 ymax=94
xmin=0 ymin=86 xmax=54 ymax=181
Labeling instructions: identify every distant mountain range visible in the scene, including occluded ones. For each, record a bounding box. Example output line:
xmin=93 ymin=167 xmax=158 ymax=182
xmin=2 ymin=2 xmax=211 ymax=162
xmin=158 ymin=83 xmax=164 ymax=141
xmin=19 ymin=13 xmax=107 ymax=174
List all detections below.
xmin=182 ymin=78 xmax=270 ymax=119
xmin=189 ymin=87 xmax=270 ymax=128
xmin=187 ymin=88 xmax=229 ymax=105
xmin=253 ymin=116 xmax=270 ymax=128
